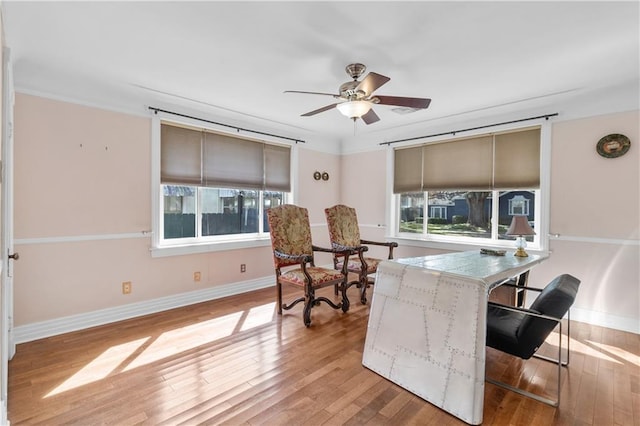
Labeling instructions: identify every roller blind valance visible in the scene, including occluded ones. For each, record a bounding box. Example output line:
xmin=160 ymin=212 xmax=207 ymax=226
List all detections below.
xmin=161 ymin=123 xmax=291 ymax=192
xmin=393 ymin=127 xmax=540 ymax=193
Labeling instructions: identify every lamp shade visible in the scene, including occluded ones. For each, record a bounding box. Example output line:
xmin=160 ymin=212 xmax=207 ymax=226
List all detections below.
xmin=506 ymin=215 xmax=536 ymax=236
xmin=336 ymin=100 xmax=372 ymax=119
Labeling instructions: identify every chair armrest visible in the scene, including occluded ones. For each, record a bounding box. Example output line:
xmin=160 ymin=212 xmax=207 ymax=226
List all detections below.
xmin=312 ymin=244 xmax=361 ymax=256
xmin=274 ymin=250 xmax=312 ymax=264
xmin=360 ymin=239 xmax=398 ymax=248
xmin=330 ymin=242 xmax=369 ymax=255
xmin=488 ymin=301 xmax=562 ymax=323
xmin=360 ymin=240 xmax=397 ymax=259
xmin=312 ymin=245 xmax=355 ymax=276
xmin=497 ymin=283 xmax=544 ymax=293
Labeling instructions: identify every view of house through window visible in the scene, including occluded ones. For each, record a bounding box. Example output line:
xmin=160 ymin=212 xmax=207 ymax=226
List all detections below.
xmin=399 ymin=190 xmax=537 ymax=241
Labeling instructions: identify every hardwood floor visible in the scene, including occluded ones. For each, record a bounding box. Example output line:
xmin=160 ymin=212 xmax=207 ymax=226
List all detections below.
xmin=8 ymin=285 xmax=640 ymax=425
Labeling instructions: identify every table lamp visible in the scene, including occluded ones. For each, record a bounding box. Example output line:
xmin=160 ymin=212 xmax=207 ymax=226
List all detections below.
xmin=506 ymin=215 xmax=536 ymax=257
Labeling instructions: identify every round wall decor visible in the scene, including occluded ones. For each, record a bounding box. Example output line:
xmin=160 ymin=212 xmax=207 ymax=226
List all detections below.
xmin=596 ymin=133 xmax=630 ymax=158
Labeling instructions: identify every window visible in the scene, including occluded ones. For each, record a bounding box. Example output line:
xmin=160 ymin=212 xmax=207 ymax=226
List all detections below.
xmin=430 ymin=205 xmax=447 ymax=219
xmin=394 ymin=127 xmax=542 ymax=248
xmin=158 ymin=122 xmax=290 ymax=247
xmin=508 ymin=194 xmax=529 ymax=216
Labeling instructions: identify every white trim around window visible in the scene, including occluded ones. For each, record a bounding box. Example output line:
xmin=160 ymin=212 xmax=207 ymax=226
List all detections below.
xmin=386 ymin=119 xmax=552 ymax=253
xmin=150 ymin=114 xmax=296 ymax=257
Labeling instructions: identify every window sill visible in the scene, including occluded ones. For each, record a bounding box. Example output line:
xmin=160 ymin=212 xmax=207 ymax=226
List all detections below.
xmin=150 ymin=237 xmax=272 ymax=258
xmin=388 ymin=235 xmax=546 ymax=256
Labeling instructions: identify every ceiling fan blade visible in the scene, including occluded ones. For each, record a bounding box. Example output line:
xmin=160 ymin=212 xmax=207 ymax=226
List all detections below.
xmin=374 ymin=95 xmax=431 ymax=109
xmin=301 ymin=103 xmax=338 ymax=117
xmin=356 ymin=72 xmax=390 ymax=96
xmin=285 ymin=90 xmax=340 ymax=98
xmin=361 ymin=108 xmax=380 ymax=125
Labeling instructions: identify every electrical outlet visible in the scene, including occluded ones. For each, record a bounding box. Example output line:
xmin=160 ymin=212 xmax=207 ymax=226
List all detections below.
xmin=193 ymin=271 xmax=201 ymax=282
xmin=240 ymin=264 xmax=246 ymax=273
xmin=122 ymin=281 xmax=132 ymax=295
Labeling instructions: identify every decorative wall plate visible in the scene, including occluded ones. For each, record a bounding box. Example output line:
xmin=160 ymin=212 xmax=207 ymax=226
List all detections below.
xmin=596 ymin=133 xmax=630 ymax=158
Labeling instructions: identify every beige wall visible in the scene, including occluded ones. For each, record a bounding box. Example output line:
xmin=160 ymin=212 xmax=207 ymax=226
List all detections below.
xmin=340 ymin=111 xmax=640 ymax=330
xmin=541 ymin=111 xmax=639 ymax=325
xmin=14 ymin=95 xmax=150 ymax=238
xmin=13 ymin=94 xmax=340 ymax=326
xmin=550 ymin=111 xmax=639 ymax=240
xmin=12 ymin=93 xmax=640 ymax=333
xmin=297 ymin=146 xmax=342 ymax=265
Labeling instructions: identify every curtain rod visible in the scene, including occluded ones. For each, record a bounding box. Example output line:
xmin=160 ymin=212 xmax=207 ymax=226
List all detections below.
xmin=379 ymin=113 xmax=559 ymax=146
xmin=148 ymin=106 xmax=306 ymax=144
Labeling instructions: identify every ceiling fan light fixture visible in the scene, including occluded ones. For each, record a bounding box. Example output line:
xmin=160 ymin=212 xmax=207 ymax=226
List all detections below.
xmin=336 ymin=100 xmax=372 ymax=119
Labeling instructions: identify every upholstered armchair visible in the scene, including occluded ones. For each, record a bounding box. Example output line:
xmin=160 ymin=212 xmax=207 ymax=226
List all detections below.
xmin=486 ymin=273 xmax=581 ymax=406
xmin=267 ymin=204 xmax=353 ymax=327
xmin=324 ymin=204 xmax=398 ymax=304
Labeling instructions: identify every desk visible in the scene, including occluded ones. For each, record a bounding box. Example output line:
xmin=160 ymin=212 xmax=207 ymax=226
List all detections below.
xmin=362 ymin=250 xmax=548 ymax=425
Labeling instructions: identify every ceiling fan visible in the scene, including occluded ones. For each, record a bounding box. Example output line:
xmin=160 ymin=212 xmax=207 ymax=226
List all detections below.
xmin=285 ymin=63 xmax=431 ymax=125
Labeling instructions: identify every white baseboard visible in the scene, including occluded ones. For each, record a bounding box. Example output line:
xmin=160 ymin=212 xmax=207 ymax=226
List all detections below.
xmin=571 ymin=307 xmax=639 ymax=335
xmin=13 ymin=276 xmax=638 ymax=344
xmin=13 ymin=277 xmax=273 ymax=344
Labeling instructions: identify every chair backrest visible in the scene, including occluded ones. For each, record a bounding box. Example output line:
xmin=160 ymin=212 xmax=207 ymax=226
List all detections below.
xmin=325 ymin=204 xmax=361 ymax=249
xmin=516 ymin=274 xmax=581 ymax=358
xmin=266 ymin=204 xmax=313 ymax=268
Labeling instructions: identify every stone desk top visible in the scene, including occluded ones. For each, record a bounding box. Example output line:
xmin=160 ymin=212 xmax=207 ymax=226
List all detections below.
xmin=395 ymin=250 xmax=548 ymax=290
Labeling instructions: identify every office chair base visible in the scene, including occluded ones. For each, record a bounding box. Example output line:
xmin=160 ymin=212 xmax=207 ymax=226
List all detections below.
xmin=486 ymin=378 xmax=558 ymax=407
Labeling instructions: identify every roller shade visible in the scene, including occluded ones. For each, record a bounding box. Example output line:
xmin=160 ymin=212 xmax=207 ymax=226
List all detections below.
xmin=160 ymin=125 xmax=202 ymax=185
xmin=494 ymin=128 xmax=540 ymax=188
xmin=422 ymin=136 xmax=493 ymax=191
xmin=264 ymin=144 xmax=291 ymax=191
xmin=393 ymin=146 xmax=423 ymax=193
xmin=203 ymin=132 xmax=264 ymax=189
xmin=161 ymin=123 xmax=291 ymax=191
xmin=393 ymin=127 xmax=540 ymax=193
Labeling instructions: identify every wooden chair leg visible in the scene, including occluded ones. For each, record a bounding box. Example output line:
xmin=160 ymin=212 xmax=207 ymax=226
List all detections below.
xmin=303 ymin=285 xmax=314 ymax=327
xmin=276 ymin=281 xmax=283 ymax=314
xmin=359 ymin=277 xmax=367 ymax=304
xmin=340 ymin=280 xmax=350 ymax=313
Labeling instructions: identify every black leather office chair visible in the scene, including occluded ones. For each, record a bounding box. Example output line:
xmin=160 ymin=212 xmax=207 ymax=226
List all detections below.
xmin=486 ymin=273 xmax=581 ymax=406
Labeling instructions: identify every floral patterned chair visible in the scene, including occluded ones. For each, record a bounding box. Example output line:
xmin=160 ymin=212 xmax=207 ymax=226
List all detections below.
xmin=267 ymin=204 xmax=352 ymax=327
xmin=324 ymin=204 xmax=398 ymax=304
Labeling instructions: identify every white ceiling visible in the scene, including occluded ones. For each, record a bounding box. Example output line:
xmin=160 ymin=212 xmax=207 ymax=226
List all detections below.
xmin=2 ymin=1 xmax=639 ymax=143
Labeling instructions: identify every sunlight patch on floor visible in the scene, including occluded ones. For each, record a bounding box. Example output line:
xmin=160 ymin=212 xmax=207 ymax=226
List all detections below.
xmin=45 ymin=302 xmax=278 ymax=396
xmin=123 ymin=311 xmax=244 ymax=371
xmin=586 ymin=339 xmax=639 ymax=367
xmin=240 ymin=302 xmax=276 ymax=332
xmin=546 ymin=331 xmax=623 ymax=364
xmin=45 ymin=337 xmax=150 ymax=397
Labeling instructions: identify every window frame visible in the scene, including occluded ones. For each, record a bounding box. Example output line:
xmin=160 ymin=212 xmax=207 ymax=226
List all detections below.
xmin=430 ymin=205 xmax=447 ymax=219
xmin=387 ymin=120 xmax=551 ymax=254
xmin=508 ymin=195 xmax=530 ymax=216
xmin=150 ymin=115 xmax=296 ymax=257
